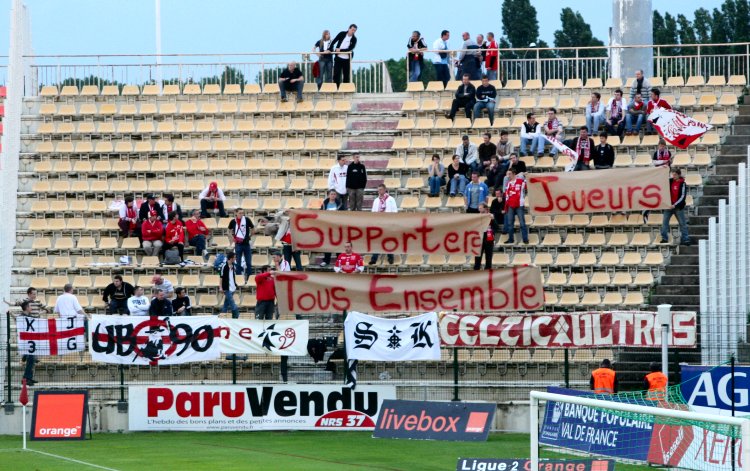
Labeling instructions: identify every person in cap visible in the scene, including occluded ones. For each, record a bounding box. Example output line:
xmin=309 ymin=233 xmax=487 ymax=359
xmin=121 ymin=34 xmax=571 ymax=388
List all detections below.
xmin=590 ymin=358 xmax=618 ymax=394
xmin=199 ymin=181 xmax=227 ymax=218
xmin=643 ymin=362 xmax=668 ymax=401
xmin=138 ymin=194 xmax=165 ymax=222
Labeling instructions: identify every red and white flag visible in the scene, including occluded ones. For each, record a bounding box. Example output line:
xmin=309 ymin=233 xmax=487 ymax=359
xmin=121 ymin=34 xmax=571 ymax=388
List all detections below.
xmin=17 ymin=316 xmax=85 ymax=356
xmin=647 ymin=107 xmax=712 ymax=149
xmin=543 ymin=135 xmax=579 ymax=172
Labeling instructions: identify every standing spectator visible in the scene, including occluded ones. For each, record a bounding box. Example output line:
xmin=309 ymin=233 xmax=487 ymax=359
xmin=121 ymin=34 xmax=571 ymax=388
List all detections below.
xmin=138 ymin=194 xmax=164 ymax=223
xmin=496 ymin=131 xmax=515 ymax=175
xmin=334 ymin=242 xmax=364 ymax=273
xmin=643 ymin=362 xmax=668 ymax=401
xmin=473 ymin=75 xmax=497 ymax=126
xmin=140 ymin=211 xmax=164 ymax=257
xmin=407 ymin=30 xmax=428 ymax=82
xmin=653 ymin=140 xmax=672 ymax=167
xmin=473 ymin=203 xmax=499 ymax=270
xmin=228 ymin=208 xmax=255 ymax=285
xmin=585 ymin=92 xmax=605 ymax=135
xmin=476 ymin=34 xmax=487 ymax=66
xmin=3 ymin=287 xmax=48 ymax=317
xmin=519 ymin=113 xmax=542 ymax=157
xmin=605 ymin=88 xmax=627 ymax=138
xmin=18 ymin=301 xmax=38 ymax=385
xmin=320 ymin=190 xmax=345 ymax=267
xmin=447 ymin=74 xmax=476 ymax=121
xmin=447 ymin=155 xmax=469 ymax=197
xmin=330 ymin=24 xmax=358 ymax=86
xmin=328 ymin=155 xmax=349 ymax=210
xmin=346 ymin=154 xmax=367 ymax=211
xmin=313 ymin=30 xmax=333 ymax=89
xmin=591 ymin=359 xmax=618 ymax=394
xmin=625 ymin=93 xmax=646 ymax=135
xmin=127 ymin=286 xmax=150 ymax=316
xmin=593 ymin=133 xmax=615 ymax=169
xmin=220 ymin=252 xmax=240 ymax=318
xmin=660 ymin=168 xmax=690 ymax=246
xmin=278 ymin=61 xmax=305 ymax=103
xmin=255 ymin=266 xmax=277 ymax=320
xmin=489 ymin=187 xmax=505 ymax=232
xmin=199 ymin=181 xmax=227 ymax=218
xmin=272 ymin=251 xmax=291 ymax=272
xmin=279 ymin=222 xmax=302 ymax=271
xmin=432 ymin=30 xmax=451 ymax=86
xmin=503 ymin=168 xmax=528 ymax=244
xmin=628 ymin=69 xmax=651 ymax=103
xmin=118 ymin=196 xmax=139 ymax=238
xmin=646 ymin=88 xmax=672 ymax=134
xmin=148 ymin=289 xmax=173 ymax=316
xmin=538 ymin=108 xmax=564 ymax=158
xmin=485 ymin=156 xmax=503 ymax=189
xmin=102 ymin=275 xmax=134 ymax=315
xmin=484 ymin=32 xmax=499 ymax=81
xmin=172 ymin=287 xmax=192 ymax=315
xmin=369 ymin=184 xmax=398 ymax=266
xmin=464 ymin=171 xmax=489 ymax=214
xmin=54 ymin=284 xmax=86 ymax=320
xmin=164 ymin=211 xmax=186 ymax=263
xmin=427 ymin=154 xmax=445 ymax=197
xmin=570 ymin=127 xmax=595 ymax=171
xmin=477 ymin=132 xmax=497 ymax=175
xmin=457 ymin=32 xmax=480 ymax=80
xmin=161 ymin=193 xmax=183 ymax=222
xmin=455 ymin=134 xmax=479 ymax=174
xmin=151 ymin=274 xmax=175 ymax=298
xmin=186 ymin=209 xmax=210 ymax=261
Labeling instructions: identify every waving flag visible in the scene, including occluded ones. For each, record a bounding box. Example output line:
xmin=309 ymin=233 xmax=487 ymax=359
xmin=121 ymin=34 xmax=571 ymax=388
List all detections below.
xmin=648 ymin=107 xmax=712 ymax=149
xmin=17 ymin=316 xmax=85 ymax=356
xmin=544 ymin=135 xmax=579 ymax=172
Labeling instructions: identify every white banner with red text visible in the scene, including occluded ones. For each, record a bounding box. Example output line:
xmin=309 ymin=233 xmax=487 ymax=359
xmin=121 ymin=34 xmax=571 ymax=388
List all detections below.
xmin=219 ymin=319 xmax=308 ymax=356
xmin=648 ymin=107 xmax=712 ymax=149
xmin=344 ymin=311 xmax=441 ymax=361
xmin=438 ymin=311 xmax=697 ymax=348
xmin=16 ymin=316 xmax=85 ymax=356
xmin=543 ymin=135 xmax=579 ymax=172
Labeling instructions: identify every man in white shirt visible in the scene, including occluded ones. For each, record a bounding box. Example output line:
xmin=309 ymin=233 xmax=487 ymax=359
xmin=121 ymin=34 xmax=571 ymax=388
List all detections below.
xmin=455 ymin=135 xmax=479 ymax=174
xmin=151 ymin=275 xmax=174 ymax=299
xmin=519 ymin=113 xmax=541 ymax=157
xmin=330 ymin=24 xmax=358 ymax=86
xmin=368 ymin=184 xmax=398 ymax=265
xmin=272 ymin=251 xmax=291 ymax=272
xmin=127 ymin=286 xmax=151 ymax=316
xmin=432 ymin=30 xmax=451 ymax=86
xmin=327 ymin=155 xmax=349 ymax=210
xmin=54 ymin=284 xmax=86 ymax=321
xmin=605 ymin=88 xmax=627 ymax=138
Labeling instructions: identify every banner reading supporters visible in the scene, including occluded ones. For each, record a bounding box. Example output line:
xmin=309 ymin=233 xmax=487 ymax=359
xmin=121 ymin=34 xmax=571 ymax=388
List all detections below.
xmin=648 ymin=108 xmax=712 ymax=149
xmin=17 ymin=316 xmax=85 ymax=356
xmin=344 ymin=312 xmax=441 ymax=361
xmin=89 ymin=315 xmax=221 ymax=365
xmin=219 ymin=319 xmax=308 ymax=356
xmin=275 ymin=267 xmax=545 ymax=315
xmin=527 ymin=166 xmax=671 ymax=215
xmin=438 ymin=311 xmax=697 ymax=348
xmin=288 ymin=210 xmax=489 ymax=255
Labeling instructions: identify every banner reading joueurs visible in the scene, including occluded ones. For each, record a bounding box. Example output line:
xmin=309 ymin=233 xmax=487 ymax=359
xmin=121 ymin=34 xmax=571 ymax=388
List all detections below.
xmin=527 ymin=167 xmax=671 ymax=215
xmin=275 ymin=267 xmax=544 ymax=315
xmin=288 ymin=210 xmax=489 ymax=255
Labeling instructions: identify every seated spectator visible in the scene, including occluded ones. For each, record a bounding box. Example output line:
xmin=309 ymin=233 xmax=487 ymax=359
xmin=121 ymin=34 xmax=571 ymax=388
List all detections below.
xmin=571 ymin=127 xmax=595 ymax=171
xmin=519 ymin=113 xmax=541 ymax=157
xmin=496 ymin=130 xmax=515 ymax=174
xmin=484 ymin=32 xmax=499 ymax=81
xmin=138 ymin=194 xmax=164 ymax=223
xmin=485 ymin=156 xmax=503 ymax=189
xmin=149 ymin=289 xmax=173 ymax=316
xmin=537 ymin=108 xmax=564 ymax=157
xmin=653 ymin=140 xmax=672 ymax=167
xmin=127 ymin=285 xmax=150 ymax=316
xmin=334 ymin=242 xmax=364 ymax=273
xmin=118 ymin=196 xmax=139 ymax=238
xmin=474 ymin=203 xmax=500 ymax=271
xmin=508 ymin=153 xmax=527 ymax=178
xmin=102 ymin=275 xmax=134 ymax=315
xmin=625 ymin=93 xmax=646 ymax=135
xmin=593 ymin=132 xmax=615 ymax=169
xmin=447 ymin=74 xmax=476 ymax=121
xmin=489 ymin=187 xmax=505 ymax=232
xmin=172 ymin=287 xmax=192 ymax=316
xmin=320 ymin=190 xmax=345 ymax=267
xmin=473 ymin=75 xmax=497 ymax=125
xmin=426 ymin=154 xmax=446 ymax=197
xmin=199 ymin=181 xmax=228 ymax=218
xmin=278 ymin=61 xmax=305 ymax=103
xmin=455 ymin=134 xmax=480 ymax=174
xmin=477 ymin=132 xmax=497 ymax=175
xmin=605 ymin=88 xmax=627 ymax=138
xmin=152 ymin=274 xmax=175 ymax=298
xmin=629 ymin=69 xmax=651 ymax=104
xmin=164 ymin=211 xmax=186 ymax=263
xmin=369 ymin=184 xmax=398 ymax=266
xmin=186 ymin=209 xmax=210 ymax=261
xmin=503 ymin=167 xmax=528 ymax=244
xmin=585 ymin=92 xmax=605 ymax=135
xmin=407 ymin=30 xmax=428 ymax=82
xmin=646 ymin=88 xmax=672 ymax=133
xmin=141 ymin=211 xmax=164 ymax=257
xmin=272 ymin=251 xmax=291 ymax=272
xmin=464 ymin=171 xmax=489 ymax=214
xmin=447 ymin=154 xmax=469 ymax=197
xmin=161 ymin=193 xmax=183 ymax=221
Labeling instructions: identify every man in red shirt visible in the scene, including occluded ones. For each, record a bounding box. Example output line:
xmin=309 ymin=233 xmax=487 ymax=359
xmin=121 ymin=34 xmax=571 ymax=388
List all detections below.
xmin=141 ymin=210 xmax=164 ymax=257
xmin=164 ymin=211 xmax=185 ymax=263
xmin=660 ymin=168 xmax=690 ymax=246
xmin=254 ymin=265 xmax=277 ymax=320
xmin=334 ymin=242 xmax=364 ymax=273
xmin=646 ymin=88 xmax=671 ymax=134
xmin=186 ymin=209 xmax=210 ymax=261
xmin=503 ymin=168 xmax=528 ymax=244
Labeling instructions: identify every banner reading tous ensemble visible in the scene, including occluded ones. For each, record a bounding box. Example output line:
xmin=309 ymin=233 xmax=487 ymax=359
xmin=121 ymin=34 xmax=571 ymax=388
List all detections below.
xmin=275 ymin=267 xmax=545 ymax=315
xmin=288 ymin=210 xmax=489 ymax=255
xmin=527 ymin=166 xmax=671 ymax=215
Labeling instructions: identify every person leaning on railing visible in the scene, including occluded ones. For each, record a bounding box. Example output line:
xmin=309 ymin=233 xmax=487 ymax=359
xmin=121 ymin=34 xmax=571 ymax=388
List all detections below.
xmin=330 ymin=24 xmax=357 ymax=86
xmin=407 ymin=30 xmax=428 ymax=82
xmin=431 ymin=30 xmax=451 ymax=86
xmin=312 ymin=29 xmax=333 ymax=89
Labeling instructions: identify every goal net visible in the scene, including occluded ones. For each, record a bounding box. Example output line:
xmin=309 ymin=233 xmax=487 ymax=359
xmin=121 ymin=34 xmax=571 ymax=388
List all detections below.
xmin=530 ymin=389 xmax=750 ymax=471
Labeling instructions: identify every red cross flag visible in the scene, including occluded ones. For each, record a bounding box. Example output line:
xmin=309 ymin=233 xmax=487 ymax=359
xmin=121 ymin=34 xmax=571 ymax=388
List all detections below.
xmin=17 ymin=316 xmax=85 ymax=356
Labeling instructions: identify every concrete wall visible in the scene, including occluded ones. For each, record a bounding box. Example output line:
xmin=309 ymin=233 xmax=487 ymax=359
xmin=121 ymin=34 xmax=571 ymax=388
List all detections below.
xmin=610 ymin=0 xmax=653 ymax=80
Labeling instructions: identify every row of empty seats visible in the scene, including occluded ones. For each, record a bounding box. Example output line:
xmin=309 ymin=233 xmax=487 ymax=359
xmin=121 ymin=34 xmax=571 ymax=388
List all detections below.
xmin=37 ymin=100 xmax=352 ymax=116
xmin=39 ymin=82 xmax=356 ymax=98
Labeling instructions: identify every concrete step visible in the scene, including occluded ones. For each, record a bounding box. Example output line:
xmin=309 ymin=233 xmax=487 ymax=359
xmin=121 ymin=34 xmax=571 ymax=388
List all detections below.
xmin=701 ymin=184 xmax=730 ymax=196
xmin=732 ymin=115 xmax=750 ymax=125
xmin=696 ymin=206 xmax=718 ymax=216
xmin=715 ymin=155 xmax=748 ymax=165
xmin=668 ymin=253 xmax=699 ymax=265
xmin=715 ymin=165 xmax=742 ymax=176
xmin=722 ymin=135 xmax=750 ymax=145
xmin=663 ymin=265 xmax=699 ymax=276
xmin=654 ymin=285 xmax=699 ymax=295
xmin=350 ymin=121 xmax=399 ymax=131
xmin=719 ymin=145 xmax=750 ymax=155
xmin=344 ymin=139 xmax=394 ymax=151
xmin=659 ymin=274 xmax=699 ymax=286
xmin=355 ymin=102 xmax=403 ymax=112
xmin=649 ymin=294 xmax=700 ymax=305
xmin=729 ymin=124 xmax=750 ymax=134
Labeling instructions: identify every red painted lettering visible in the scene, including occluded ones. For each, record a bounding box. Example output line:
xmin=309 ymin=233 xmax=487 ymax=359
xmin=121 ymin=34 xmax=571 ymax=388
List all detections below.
xmin=369 ymin=275 xmax=400 ymax=311
xmin=148 ymin=388 xmax=173 ymax=416
xmin=587 ymin=188 xmax=605 ymax=209
xmin=529 ymin=175 xmax=559 ymax=213
xmin=639 ymin=184 xmax=662 ymax=208
xmin=238 ymin=327 xmax=253 ymax=339
xmin=444 ymin=232 xmax=460 ymax=252
xmin=292 ymin=213 xmax=322 ymax=249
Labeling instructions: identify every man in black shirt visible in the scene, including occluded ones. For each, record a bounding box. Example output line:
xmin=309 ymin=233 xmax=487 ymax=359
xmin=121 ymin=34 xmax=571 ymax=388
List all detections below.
xmin=474 ymin=203 xmax=500 ymax=270
xmin=102 ymin=275 xmax=135 ymax=315
xmin=171 ymin=287 xmax=192 ymax=316
xmin=593 ymin=133 xmax=615 ymax=169
xmin=138 ymin=194 xmax=165 ymax=223
xmin=477 ymin=132 xmax=497 ymax=175
xmin=447 ymin=74 xmax=476 ymax=120
xmin=509 ymin=153 xmax=527 ymax=176
xmin=345 ymin=154 xmax=367 ymax=211
xmin=278 ymin=61 xmax=305 ymax=103
xmin=148 ymin=289 xmax=173 ymax=316
xmin=473 ymin=75 xmax=497 ymax=125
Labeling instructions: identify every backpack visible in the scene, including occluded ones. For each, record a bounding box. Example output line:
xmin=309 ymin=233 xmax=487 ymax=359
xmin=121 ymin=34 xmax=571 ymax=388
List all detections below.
xmin=163 ymin=248 xmax=181 ymax=265
xmin=213 ymin=252 xmax=226 ymax=274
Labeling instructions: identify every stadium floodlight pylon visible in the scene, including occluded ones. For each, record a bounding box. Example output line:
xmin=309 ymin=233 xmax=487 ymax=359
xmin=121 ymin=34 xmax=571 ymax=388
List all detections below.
xmin=530 ymin=390 xmax=750 ymax=471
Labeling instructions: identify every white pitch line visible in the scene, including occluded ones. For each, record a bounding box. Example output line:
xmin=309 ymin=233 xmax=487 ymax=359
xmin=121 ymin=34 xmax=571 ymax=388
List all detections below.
xmin=25 ymin=448 xmax=121 ymax=471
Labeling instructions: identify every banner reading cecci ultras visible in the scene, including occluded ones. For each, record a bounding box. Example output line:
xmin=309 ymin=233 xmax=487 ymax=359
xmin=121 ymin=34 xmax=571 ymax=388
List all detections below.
xmin=129 ymin=385 xmax=396 ymax=431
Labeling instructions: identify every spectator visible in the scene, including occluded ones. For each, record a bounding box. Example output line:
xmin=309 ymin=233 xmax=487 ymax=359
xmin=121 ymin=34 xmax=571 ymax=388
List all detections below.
xmin=54 ymin=283 xmax=86 ymax=320
xmin=646 ymin=88 xmax=672 ymax=134
xmin=278 ymin=217 xmax=302 ymax=271
xmin=161 ymin=193 xmax=183 ymax=222
xmin=18 ymin=301 xmax=37 ymax=385
xmin=186 ymin=209 xmax=210 ymax=262
xmin=328 ymin=155 xmax=349 ymax=210
xmin=199 ymin=181 xmax=227 ymax=218
xmin=151 ymin=274 xmax=175 ymax=298
xmin=605 ymin=88 xmax=627 ymax=138
xmin=432 ymin=30 xmax=451 ymax=86
xmin=489 ymin=187 xmax=505 ymax=232
xmin=519 ymin=113 xmax=542 ymax=157
xmin=172 ymin=287 xmax=192 ymax=315
xmin=447 ymin=74 xmax=476 ymax=121
xmin=447 ymin=154 xmax=469 ymax=197
xmin=661 ymin=168 xmax=690 ymax=246
xmin=496 ymin=130 xmax=515 ymax=174
xmin=503 ymin=168 xmax=528 ymax=244
xmin=3 ymin=287 xmax=48 ymax=317
xmin=465 ymin=171 xmax=489 ymax=213
xmin=228 ymin=208 xmax=255 ymax=285
xmin=485 ymin=156 xmax=503 ymax=189
xmin=220 ymin=252 xmax=240 ymax=318
xmin=255 ymin=265 xmax=277 ymax=320
xmin=272 ymin=251 xmax=291 ymax=272
xmin=278 ymin=61 xmax=305 ymax=103
xmin=313 ymin=30 xmax=333 ymax=89
xmin=141 ymin=210 xmax=164 ymax=257
xmin=625 ymin=93 xmax=646 ymax=135
xmin=334 ymin=241 xmax=364 ymax=273
xmin=102 ymin=275 xmax=134 ymax=315
xmin=484 ymin=32 xmax=499 ymax=81
xmin=457 ymin=32 xmax=480 ymax=80
xmin=653 ymin=140 xmax=672 ymax=167
xmin=474 ymin=203 xmax=499 ymax=270
xmin=455 ymin=134 xmax=479 ymax=174
xmin=320 ymin=190 xmax=345 ymax=267
xmin=118 ymin=196 xmax=139 ymax=238
xmin=585 ymin=92 xmax=605 ymax=135
xmin=369 ymin=184 xmax=398 ymax=265
xmin=427 ymin=154 xmax=446 ymax=197
xmin=476 ymin=34 xmax=487 ymax=65
xmin=148 ymin=289 xmax=173 ymax=316
xmin=346 ymin=154 xmax=367 ymax=211
xmin=164 ymin=211 xmax=186 ymax=263
xmin=477 ymin=131 xmax=497 ymax=174
xmin=127 ymin=286 xmax=150 ymax=316
xmin=508 ymin=153 xmax=527 ymax=178
xmin=571 ymin=127 xmax=595 ymax=171
xmin=593 ymin=133 xmax=615 ymax=169
xmin=538 ymin=108 xmax=564 ymax=157
xmin=628 ymin=69 xmax=651 ymax=103
xmin=138 ymin=194 xmax=164 ymax=223
xmin=330 ymin=24 xmax=358 ymax=86
xmin=473 ymin=75 xmax=497 ymax=126
xmin=407 ymin=30 xmax=428 ymax=82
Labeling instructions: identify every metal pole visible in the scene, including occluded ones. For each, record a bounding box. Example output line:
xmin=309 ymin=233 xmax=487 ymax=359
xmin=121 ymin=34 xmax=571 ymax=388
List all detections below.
xmin=564 ymin=349 xmax=570 ymax=388
xmin=22 ymin=404 xmax=26 ymax=450
xmin=119 ymin=365 xmax=125 ymax=402
xmin=452 ymin=348 xmax=459 ymax=401
xmin=155 ymin=0 xmax=162 ymax=93
xmin=732 ymin=353 xmax=737 ymax=471
xmin=232 ymin=355 xmax=237 ymax=384
xmin=658 ymin=304 xmax=672 ymax=379
xmin=6 ymin=311 xmax=11 ymax=403
xmin=530 ymin=395 xmax=539 ymax=468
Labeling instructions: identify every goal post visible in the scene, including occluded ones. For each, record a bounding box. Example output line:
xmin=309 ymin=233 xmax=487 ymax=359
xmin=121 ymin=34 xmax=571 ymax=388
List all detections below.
xmin=530 ymin=390 xmax=750 ymax=471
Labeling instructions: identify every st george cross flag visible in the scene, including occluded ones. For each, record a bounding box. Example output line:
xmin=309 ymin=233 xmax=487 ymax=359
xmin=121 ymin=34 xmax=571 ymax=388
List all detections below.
xmin=17 ymin=316 xmax=85 ymax=356
xmin=543 ymin=135 xmax=579 ymax=171
xmin=648 ymin=107 xmax=712 ymax=149
xmin=344 ymin=311 xmax=441 ymax=361
xmin=219 ymin=319 xmax=308 ymax=355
